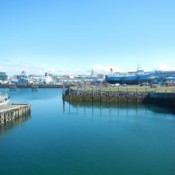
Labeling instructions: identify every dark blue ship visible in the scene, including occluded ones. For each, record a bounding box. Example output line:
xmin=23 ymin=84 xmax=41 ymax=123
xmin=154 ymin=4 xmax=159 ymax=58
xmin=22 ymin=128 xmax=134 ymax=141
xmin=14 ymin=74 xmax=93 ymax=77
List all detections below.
xmin=106 ymin=70 xmax=156 ymax=85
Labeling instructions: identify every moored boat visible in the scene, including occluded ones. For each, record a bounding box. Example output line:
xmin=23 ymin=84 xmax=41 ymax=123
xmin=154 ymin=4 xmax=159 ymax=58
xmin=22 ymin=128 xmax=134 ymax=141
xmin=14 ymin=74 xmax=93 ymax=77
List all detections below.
xmin=0 ymin=94 xmax=10 ymax=106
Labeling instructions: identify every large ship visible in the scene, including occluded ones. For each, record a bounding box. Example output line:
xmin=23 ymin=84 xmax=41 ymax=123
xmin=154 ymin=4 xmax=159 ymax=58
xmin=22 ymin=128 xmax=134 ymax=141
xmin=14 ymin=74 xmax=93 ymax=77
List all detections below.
xmin=106 ymin=69 xmax=156 ymax=85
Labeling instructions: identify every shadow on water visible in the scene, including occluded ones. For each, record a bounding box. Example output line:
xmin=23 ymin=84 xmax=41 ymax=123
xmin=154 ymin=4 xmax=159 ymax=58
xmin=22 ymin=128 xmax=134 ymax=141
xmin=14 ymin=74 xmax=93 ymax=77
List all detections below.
xmin=145 ymin=104 xmax=175 ymax=114
xmin=0 ymin=114 xmax=31 ymax=137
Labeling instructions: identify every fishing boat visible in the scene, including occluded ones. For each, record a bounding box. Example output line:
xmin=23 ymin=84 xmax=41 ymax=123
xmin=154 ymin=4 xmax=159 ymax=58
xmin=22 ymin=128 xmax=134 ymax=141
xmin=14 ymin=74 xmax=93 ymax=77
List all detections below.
xmin=0 ymin=94 xmax=10 ymax=106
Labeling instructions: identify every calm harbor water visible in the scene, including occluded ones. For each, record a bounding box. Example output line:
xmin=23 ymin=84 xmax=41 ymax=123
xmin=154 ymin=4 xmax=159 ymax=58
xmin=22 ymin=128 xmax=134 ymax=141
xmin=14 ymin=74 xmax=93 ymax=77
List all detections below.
xmin=0 ymin=88 xmax=175 ymax=175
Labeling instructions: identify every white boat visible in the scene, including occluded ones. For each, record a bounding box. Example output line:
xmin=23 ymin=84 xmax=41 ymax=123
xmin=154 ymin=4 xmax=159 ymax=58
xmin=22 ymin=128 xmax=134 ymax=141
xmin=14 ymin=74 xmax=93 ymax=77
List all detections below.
xmin=0 ymin=94 xmax=10 ymax=106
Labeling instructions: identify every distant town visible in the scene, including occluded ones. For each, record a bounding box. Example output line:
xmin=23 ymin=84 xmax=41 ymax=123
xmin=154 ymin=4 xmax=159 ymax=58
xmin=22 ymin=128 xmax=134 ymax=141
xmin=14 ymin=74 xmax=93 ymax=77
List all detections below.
xmin=1 ymin=69 xmax=175 ymax=87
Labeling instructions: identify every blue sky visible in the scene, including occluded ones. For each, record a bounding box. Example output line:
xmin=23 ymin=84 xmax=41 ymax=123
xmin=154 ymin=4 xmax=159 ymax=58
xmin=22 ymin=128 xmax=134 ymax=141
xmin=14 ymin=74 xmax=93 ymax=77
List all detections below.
xmin=0 ymin=0 xmax=175 ymax=75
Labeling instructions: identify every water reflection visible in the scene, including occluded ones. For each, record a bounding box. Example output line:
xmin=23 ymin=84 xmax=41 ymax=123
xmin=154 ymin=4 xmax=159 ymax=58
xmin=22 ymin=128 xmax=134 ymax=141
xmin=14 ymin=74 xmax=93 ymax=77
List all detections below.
xmin=145 ymin=104 xmax=175 ymax=114
xmin=1 ymin=88 xmax=60 ymax=102
xmin=63 ymin=101 xmax=175 ymax=118
xmin=0 ymin=114 xmax=31 ymax=137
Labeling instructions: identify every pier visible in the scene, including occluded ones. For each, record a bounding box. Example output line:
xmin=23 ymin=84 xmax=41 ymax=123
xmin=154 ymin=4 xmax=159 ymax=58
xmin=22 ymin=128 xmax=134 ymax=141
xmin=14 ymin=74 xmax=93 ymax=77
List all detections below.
xmin=31 ymin=85 xmax=38 ymax=91
xmin=0 ymin=104 xmax=31 ymax=124
xmin=9 ymin=84 xmax=17 ymax=90
xmin=63 ymin=88 xmax=148 ymax=103
xmin=63 ymin=86 xmax=175 ymax=107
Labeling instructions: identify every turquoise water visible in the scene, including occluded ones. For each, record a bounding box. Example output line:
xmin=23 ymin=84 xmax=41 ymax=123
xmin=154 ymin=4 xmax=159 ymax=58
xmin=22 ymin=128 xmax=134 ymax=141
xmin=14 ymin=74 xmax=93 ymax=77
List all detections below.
xmin=0 ymin=88 xmax=175 ymax=175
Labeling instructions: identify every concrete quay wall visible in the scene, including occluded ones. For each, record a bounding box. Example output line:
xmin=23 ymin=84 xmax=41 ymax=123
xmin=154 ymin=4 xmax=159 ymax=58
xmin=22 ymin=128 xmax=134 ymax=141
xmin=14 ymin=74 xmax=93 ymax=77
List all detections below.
xmin=0 ymin=104 xmax=31 ymax=125
xmin=144 ymin=92 xmax=175 ymax=106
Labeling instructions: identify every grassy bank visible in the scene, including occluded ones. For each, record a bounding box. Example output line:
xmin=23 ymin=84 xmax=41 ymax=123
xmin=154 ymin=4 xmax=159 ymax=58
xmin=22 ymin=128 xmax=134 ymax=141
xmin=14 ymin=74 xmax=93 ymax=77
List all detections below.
xmin=75 ymin=86 xmax=175 ymax=93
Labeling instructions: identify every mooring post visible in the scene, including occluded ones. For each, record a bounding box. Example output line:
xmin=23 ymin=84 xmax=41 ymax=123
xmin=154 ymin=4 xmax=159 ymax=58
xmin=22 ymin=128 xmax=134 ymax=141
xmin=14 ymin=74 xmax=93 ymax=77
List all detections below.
xmin=62 ymin=83 xmax=65 ymax=95
xmin=62 ymin=83 xmax=66 ymax=101
xmin=63 ymin=100 xmax=65 ymax=113
xmin=108 ymin=90 xmax=110 ymax=102
xmin=68 ymin=87 xmax=71 ymax=101
xmin=100 ymin=83 xmax=102 ymax=102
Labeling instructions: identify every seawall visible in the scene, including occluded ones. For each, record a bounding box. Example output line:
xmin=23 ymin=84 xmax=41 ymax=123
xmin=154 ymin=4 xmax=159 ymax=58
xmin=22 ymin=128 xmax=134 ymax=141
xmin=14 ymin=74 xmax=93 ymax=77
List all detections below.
xmin=144 ymin=92 xmax=175 ymax=107
xmin=63 ymin=88 xmax=149 ymax=103
xmin=63 ymin=88 xmax=175 ymax=107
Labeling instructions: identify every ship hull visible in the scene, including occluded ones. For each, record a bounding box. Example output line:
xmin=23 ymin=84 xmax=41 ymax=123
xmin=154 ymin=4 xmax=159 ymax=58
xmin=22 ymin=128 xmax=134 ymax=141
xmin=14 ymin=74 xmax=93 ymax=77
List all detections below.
xmin=106 ymin=73 xmax=155 ymax=85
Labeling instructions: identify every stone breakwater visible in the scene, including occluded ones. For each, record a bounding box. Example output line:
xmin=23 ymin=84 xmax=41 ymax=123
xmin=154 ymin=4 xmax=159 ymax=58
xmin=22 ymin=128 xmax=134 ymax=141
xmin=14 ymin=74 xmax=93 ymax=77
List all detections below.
xmin=63 ymin=88 xmax=149 ymax=103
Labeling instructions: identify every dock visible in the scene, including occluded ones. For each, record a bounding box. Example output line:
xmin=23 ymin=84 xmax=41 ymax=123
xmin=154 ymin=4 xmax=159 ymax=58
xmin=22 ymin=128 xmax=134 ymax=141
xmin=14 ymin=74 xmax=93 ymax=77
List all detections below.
xmin=31 ymin=85 xmax=38 ymax=91
xmin=63 ymin=86 xmax=175 ymax=107
xmin=144 ymin=92 xmax=175 ymax=106
xmin=0 ymin=104 xmax=31 ymax=124
xmin=9 ymin=84 xmax=17 ymax=90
